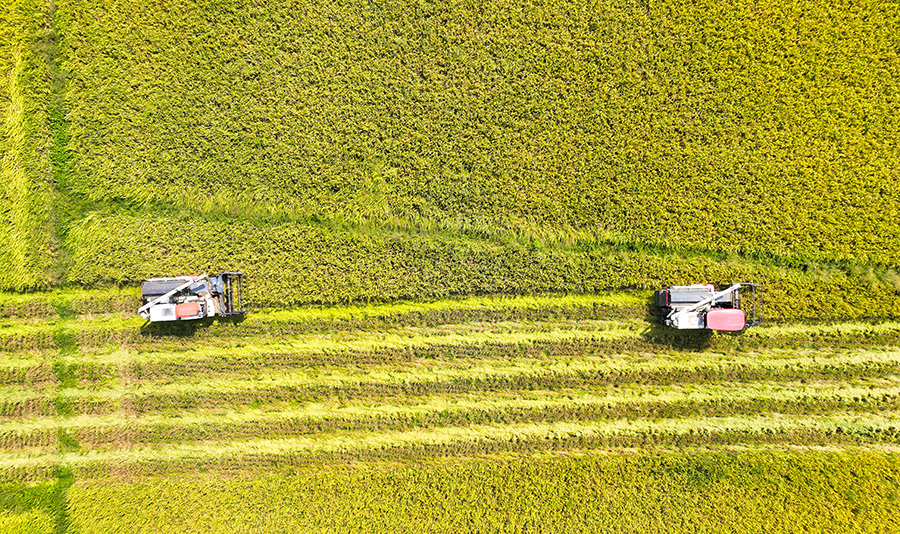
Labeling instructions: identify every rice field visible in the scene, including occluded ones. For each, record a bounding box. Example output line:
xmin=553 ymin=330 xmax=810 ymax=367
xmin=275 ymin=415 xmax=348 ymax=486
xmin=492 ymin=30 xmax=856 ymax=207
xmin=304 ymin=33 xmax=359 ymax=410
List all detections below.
xmin=1 ymin=0 xmax=899 ymax=530
xmin=0 ymin=290 xmax=899 ymax=531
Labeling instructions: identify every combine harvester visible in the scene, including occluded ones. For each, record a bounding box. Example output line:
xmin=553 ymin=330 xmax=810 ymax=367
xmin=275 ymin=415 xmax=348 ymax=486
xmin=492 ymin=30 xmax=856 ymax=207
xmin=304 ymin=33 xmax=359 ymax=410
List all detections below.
xmin=655 ymin=283 xmax=761 ymax=331
xmin=139 ymin=272 xmax=246 ymax=322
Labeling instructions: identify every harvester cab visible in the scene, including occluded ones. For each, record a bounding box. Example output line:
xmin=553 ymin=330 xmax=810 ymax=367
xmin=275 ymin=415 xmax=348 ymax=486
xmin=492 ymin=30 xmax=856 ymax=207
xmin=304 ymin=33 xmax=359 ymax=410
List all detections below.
xmin=655 ymin=283 xmax=760 ymax=331
xmin=138 ymin=272 xmax=246 ymax=322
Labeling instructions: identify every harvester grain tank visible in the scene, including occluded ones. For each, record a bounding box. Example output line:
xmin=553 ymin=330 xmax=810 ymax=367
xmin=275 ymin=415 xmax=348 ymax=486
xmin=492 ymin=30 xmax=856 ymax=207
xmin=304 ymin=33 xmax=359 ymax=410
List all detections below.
xmin=655 ymin=283 xmax=760 ymax=331
xmin=138 ymin=272 xmax=246 ymax=322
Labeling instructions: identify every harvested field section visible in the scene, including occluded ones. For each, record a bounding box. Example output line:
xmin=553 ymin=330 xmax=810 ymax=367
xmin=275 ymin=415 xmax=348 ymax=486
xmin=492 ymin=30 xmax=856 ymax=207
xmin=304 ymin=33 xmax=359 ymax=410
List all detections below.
xmin=3 ymin=343 xmax=897 ymax=415
xmin=2 ymin=413 xmax=900 ymax=475
xmin=0 ymin=295 xmax=899 ymax=528
xmin=0 ymin=295 xmax=899 ymax=482
xmin=1 ymin=379 xmax=899 ymax=454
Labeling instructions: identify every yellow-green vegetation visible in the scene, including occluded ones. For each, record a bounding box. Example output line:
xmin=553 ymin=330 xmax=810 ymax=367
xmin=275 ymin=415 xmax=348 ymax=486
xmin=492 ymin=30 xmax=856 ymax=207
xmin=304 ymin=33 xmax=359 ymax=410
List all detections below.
xmin=0 ymin=510 xmax=53 ymax=534
xmin=0 ymin=476 xmax=64 ymax=534
xmin=2 ymin=0 xmax=900 ymax=530
xmin=58 ymin=0 xmax=900 ymax=267
xmin=67 ymin=452 xmax=900 ymax=533
xmin=66 ymin=214 xmax=900 ymax=320
xmin=0 ymin=295 xmax=899 ymax=530
xmin=0 ymin=0 xmax=55 ymax=291
xmin=2 ymin=0 xmax=898 ymax=307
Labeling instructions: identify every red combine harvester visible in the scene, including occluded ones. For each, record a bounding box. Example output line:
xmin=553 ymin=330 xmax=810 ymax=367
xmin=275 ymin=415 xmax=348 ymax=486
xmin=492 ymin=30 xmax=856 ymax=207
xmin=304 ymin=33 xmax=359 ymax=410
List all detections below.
xmin=138 ymin=272 xmax=245 ymax=322
xmin=655 ymin=283 xmax=760 ymax=331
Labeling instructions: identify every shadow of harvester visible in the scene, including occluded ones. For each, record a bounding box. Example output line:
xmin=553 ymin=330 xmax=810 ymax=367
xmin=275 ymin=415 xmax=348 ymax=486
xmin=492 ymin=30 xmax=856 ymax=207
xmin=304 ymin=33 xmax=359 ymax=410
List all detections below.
xmin=139 ymin=313 xmax=248 ymax=339
xmin=639 ymin=294 xmax=714 ymax=351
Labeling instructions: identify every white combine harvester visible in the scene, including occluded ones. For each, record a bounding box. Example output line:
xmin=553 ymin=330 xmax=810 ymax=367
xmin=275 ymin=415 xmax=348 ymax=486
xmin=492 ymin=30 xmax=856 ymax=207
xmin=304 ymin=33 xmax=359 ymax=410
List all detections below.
xmin=138 ymin=272 xmax=245 ymax=322
xmin=655 ymin=283 xmax=760 ymax=331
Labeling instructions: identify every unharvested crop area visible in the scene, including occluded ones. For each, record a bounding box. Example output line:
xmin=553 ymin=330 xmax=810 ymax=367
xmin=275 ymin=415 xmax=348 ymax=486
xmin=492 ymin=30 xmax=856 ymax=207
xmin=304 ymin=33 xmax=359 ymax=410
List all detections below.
xmin=0 ymin=0 xmax=899 ymax=300
xmin=1 ymin=0 xmax=899 ymax=531
xmin=0 ymin=0 xmax=55 ymax=291
xmin=59 ymin=0 xmax=900 ymax=266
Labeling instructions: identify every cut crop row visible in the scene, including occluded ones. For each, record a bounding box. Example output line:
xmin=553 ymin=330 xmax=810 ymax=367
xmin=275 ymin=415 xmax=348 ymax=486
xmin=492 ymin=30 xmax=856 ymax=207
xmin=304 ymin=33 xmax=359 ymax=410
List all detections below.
xmin=4 ymin=382 xmax=899 ymax=453
xmin=46 ymin=340 xmax=900 ymax=390
xmin=5 ymin=314 xmax=900 ymax=387
xmin=38 ymin=330 xmax=900 ymax=388
xmin=4 ymin=349 xmax=897 ymax=418
xmin=67 ymin=367 xmax=900 ymax=417
xmin=53 ymin=333 xmax=642 ymax=386
xmin=4 ymin=413 xmax=899 ymax=481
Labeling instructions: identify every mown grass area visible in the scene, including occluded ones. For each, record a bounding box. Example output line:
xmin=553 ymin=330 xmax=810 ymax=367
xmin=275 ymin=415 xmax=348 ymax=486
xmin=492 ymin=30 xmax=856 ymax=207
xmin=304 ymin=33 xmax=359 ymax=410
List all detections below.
xmin=58 ymin=0 xmax=900 ymax=268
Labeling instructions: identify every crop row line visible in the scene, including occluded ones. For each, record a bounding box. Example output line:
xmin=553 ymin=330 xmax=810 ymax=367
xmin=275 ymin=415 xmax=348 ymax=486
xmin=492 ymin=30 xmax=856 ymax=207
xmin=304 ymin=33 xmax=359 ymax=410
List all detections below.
xmin=1 ymin=380 xmax=899 ymax=453
xmin=3 ymin=298 xmax=900 ymax=354
xmin=0 ymin=325 xmax=638 ymax=386
xmin=5 ymin=326 xmax=900 ymax=392
xmin=29 ymin=347 xmax=900 ymax=400
xmin=1 ymin=413 xmax=898 ymax=473
xmin=1 ymin=356 xmax=899 ymax=419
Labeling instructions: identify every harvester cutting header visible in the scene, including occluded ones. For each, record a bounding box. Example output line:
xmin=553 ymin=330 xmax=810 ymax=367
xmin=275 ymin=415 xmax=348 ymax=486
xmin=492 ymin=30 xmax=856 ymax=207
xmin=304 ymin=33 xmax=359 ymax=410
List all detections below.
xmin=655 ymin=283 xmax=760 ymax=331
xmin=139 ymin=272 xmax=245 ymax=322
